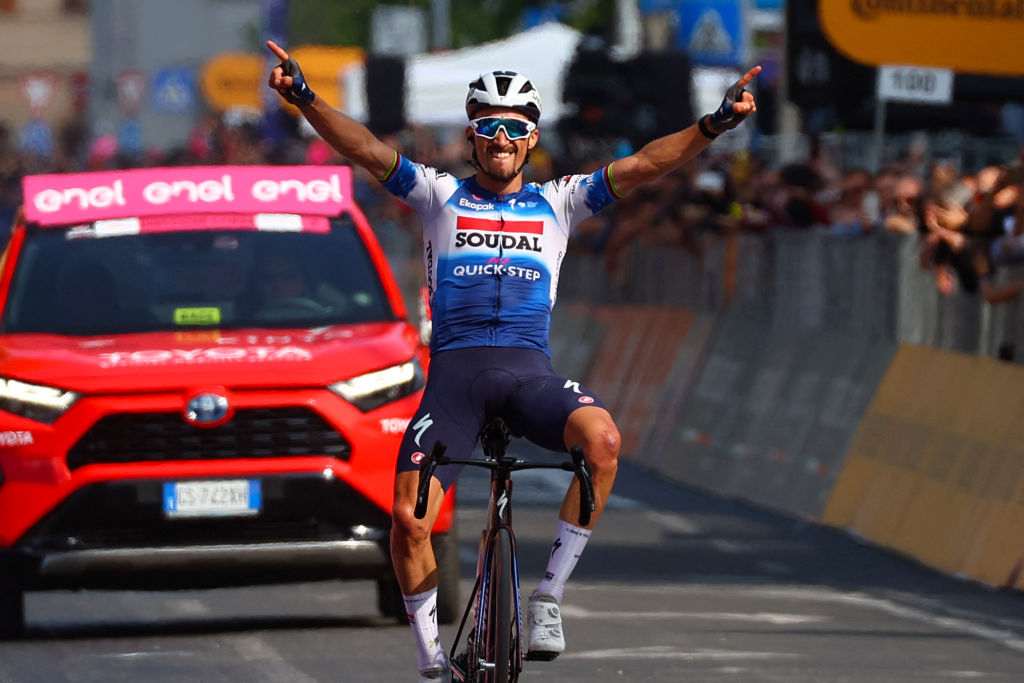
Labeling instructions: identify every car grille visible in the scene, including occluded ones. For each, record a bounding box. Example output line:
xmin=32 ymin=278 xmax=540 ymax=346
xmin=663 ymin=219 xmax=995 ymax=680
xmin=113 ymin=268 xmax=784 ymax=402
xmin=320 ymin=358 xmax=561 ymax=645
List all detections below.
xmin=66 ymin=407 xmax=351 ymax=470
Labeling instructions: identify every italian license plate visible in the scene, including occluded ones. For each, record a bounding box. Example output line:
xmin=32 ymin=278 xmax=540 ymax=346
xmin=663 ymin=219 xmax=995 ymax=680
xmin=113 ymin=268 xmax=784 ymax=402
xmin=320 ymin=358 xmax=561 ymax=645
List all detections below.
xmin=162 ymin=479 xmax=261 ymax=518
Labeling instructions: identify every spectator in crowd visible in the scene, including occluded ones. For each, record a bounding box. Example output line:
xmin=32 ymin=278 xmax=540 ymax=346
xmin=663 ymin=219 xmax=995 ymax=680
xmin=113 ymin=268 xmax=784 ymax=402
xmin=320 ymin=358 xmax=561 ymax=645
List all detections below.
xmin=764 ymin=162 xmax=829 ymax=229
xmin=882 ymin=173 xmax=923 ymax=234
xmin=918 ymin=162 xmax=1023 ymax=304
xmin=966 ymin=164 xmax=1024 ymax=265
xmin=828 ymin=167 xmax=878 ymax=236
xmin=5 ymin=106 xmax=1024 ymax=316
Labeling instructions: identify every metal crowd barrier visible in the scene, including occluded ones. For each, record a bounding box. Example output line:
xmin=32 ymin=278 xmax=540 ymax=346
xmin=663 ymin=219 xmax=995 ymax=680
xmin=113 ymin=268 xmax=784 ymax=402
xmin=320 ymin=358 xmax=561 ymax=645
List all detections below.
xmin=558 ymin=230 xmax=1023 ymax=363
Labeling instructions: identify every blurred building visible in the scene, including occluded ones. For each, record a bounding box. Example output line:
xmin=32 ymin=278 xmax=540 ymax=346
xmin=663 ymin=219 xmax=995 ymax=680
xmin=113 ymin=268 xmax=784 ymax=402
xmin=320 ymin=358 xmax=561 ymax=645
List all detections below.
xmin=89 ymin=0 xmax=261 ymax=152
xmin=0 ymin=0 xmax=91 ymax=130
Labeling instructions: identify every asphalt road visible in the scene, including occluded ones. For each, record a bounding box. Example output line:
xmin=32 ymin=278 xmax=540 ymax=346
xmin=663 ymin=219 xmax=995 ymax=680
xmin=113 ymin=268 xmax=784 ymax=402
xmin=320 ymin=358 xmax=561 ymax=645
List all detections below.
xmin=1 ymin=459 xmax=1022 ymax=682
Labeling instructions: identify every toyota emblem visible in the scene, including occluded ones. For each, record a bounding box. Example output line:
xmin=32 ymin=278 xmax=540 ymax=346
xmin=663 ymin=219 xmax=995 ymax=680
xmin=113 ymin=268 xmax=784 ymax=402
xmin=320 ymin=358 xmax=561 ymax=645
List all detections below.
xmin=185 ymin=393 xmax=230 ymax=425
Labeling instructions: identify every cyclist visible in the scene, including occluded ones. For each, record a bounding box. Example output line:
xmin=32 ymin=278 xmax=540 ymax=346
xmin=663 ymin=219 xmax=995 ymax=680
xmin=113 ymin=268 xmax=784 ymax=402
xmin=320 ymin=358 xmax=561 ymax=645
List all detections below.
xmin=267 ymin=40 xmax=759 ymax=682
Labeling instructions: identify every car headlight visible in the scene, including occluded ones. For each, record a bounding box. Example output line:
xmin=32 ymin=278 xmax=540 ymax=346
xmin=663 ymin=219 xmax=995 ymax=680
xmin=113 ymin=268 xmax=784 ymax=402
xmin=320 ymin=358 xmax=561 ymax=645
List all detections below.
xmin=328 ymin=359 xmax=425 ymax=412
xmin=0 ymin=377 xmax=79 ymax=424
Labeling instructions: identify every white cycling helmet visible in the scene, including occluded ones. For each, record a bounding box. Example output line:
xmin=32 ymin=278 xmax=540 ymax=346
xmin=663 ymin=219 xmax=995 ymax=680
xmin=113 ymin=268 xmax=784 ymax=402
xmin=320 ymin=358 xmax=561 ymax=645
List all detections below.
xmin=465 ymin=70 xmax=543 ymax=123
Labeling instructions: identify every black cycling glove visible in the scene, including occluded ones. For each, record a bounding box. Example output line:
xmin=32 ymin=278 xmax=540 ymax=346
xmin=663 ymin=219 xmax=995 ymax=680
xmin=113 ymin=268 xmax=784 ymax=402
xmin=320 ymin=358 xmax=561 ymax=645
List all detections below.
xmin=277 ymin=57 xmax=316 ymax=107
xmin=699 ymin=79 xmax=750 ymax=139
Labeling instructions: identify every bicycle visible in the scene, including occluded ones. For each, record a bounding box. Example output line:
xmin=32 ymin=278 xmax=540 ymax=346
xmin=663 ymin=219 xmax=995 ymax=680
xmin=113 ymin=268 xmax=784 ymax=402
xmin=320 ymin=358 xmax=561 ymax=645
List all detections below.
xmin=414 ymin=418 xmax=596 ymax=683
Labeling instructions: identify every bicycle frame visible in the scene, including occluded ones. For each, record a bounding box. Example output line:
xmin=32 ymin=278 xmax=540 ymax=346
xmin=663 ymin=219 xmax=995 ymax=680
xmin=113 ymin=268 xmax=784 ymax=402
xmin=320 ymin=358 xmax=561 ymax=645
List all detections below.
xmin=415 ymin=419 xmax=595 ymax=683
xmin=463 ymin=464 xmax=522 ymax=682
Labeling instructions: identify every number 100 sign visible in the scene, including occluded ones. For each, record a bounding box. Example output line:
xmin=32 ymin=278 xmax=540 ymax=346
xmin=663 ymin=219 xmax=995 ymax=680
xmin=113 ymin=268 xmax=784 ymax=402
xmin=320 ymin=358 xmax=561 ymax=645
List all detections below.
xmin=877 ymin=65 xmax=954 ymax=105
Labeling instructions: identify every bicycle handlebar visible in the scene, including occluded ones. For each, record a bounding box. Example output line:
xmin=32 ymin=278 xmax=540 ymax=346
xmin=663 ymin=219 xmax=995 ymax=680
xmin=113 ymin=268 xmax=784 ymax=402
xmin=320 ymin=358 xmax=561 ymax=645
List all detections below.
xmin=413 ymin=440 xmax=596 ymax=527
xmin=414 ymin=441 xmax=447 ymax=519
xmin=570 ymin=445 xmax=595 ymax=527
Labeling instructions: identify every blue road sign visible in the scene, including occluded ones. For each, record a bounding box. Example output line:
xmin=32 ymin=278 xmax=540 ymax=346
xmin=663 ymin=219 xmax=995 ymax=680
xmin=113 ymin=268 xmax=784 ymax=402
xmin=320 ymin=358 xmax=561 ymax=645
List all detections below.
xmin=151 ymin=68 xmax=198 ymax=115
xmin=18 ymin=118 xmax=55 ymax=158
xmin=677 ymin=0 xmax=746 ymax=68
xmin=118 ymin=118 xmax=143 ymax=155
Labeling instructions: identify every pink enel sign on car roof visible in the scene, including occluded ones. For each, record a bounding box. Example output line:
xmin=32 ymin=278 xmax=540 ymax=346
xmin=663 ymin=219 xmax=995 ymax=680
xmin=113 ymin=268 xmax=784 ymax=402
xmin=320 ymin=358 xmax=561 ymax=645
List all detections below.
xmin=21 ymin=165 xmax=355 ymax=227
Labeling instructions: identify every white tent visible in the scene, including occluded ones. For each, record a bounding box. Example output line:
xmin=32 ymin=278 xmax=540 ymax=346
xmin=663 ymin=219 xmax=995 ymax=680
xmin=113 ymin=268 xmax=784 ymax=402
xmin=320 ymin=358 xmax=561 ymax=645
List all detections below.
xmin=344 ymin=23 xmax=583 ymax=127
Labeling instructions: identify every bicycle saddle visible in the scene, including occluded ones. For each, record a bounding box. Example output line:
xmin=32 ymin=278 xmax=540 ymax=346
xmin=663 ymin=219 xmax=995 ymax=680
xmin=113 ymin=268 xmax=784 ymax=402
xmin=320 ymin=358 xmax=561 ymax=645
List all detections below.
xmin=479 ymin=417 xmax=515 ymax=457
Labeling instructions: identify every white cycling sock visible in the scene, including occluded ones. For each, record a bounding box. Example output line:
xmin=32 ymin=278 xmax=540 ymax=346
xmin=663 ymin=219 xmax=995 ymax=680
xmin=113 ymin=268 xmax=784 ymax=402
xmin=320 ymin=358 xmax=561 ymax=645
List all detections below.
xmin=403 ymin=587 xmax=445 ymax=672
xmin=535 ymin=520 xmax=591 ymax=603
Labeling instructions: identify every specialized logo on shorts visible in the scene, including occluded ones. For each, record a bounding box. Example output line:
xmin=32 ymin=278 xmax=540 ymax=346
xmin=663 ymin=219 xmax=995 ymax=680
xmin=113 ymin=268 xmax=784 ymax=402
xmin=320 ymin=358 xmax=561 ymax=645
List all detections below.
xmin=411 ymin=451 xmax=426 ymax=464
xmin=412 ymin=412 xmax=433 ymax=446
xmin=564 ymin=380 xmax=581 ymax=394
xmin=578 ymin=396 xmax=594 ymax=404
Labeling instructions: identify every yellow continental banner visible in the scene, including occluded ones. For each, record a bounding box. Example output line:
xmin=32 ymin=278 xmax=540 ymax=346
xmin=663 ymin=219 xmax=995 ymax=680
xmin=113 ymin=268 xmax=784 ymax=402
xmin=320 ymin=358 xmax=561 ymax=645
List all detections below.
xmin=200 ymin=45 xmax=364 ymax=114
xmin=200 ymin=52 xmax=264 ymax=112
xmin=823 ymin=344 xmax=1024 ymax=588
xmin=819 ymin=0 xmax=1024 ymax=75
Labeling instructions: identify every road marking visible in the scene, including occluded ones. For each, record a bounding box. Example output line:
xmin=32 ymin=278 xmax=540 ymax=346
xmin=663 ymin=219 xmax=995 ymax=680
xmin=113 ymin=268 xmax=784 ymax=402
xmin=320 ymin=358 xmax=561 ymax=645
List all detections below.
xmin=565 ymin=645 xmax=800 ymax=661
xmin=572 ymin=583 xmax=1024 ymax=655
xmin=830 ymin=593 xmax=1024 ymax=655
xmin=710 ymin=539 xmax=748 ymax=553
xmin=91 ymin=651 xmax=195 ymax=660
xmin=645 ymin=510 xmax=700 ymax=534
xmin=559 ymin=604 xmax=825 ymax=625
xmin=230 ymin=635 xmax=320 ymax=682
xmin=938 ymin=672 xmax=996 ymax=679
xmin=169 ymin=598 xmax=211 ymax=616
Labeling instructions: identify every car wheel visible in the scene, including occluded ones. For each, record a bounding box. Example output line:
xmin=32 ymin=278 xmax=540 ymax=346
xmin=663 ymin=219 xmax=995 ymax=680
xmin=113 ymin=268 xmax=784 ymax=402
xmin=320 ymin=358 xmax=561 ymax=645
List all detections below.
xmin=376 ymin=521 xmax=461 ymax=625
xmin=376 ymin=574 xmax=406 ymax=623
xmin=0 ymin=559 xmax=25 ymax=640
xmin=432 ymin=522 xmax=460 ymax=626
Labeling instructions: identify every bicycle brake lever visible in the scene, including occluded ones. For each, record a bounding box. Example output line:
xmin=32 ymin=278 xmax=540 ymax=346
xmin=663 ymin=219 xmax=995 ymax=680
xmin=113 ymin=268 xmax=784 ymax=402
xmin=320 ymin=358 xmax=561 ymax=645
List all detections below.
xmin=570 ymin=445 xmax=595 ymax=527
xmin=414 ymin=441 xmax=447 ymax=519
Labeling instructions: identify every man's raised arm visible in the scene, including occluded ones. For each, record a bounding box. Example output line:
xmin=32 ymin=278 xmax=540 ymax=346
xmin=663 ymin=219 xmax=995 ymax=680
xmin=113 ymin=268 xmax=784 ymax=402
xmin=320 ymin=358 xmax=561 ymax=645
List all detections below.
xmin=608 ymin=65 xmax=761 ymax=197
xmin=267 ymin=41 xmax=398 ymax=180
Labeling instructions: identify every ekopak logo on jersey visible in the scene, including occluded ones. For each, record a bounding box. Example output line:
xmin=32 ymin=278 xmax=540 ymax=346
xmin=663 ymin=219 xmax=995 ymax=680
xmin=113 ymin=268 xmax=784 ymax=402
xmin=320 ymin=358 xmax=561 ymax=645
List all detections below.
xmin=22 ymin=166 xmax=354 ymax=226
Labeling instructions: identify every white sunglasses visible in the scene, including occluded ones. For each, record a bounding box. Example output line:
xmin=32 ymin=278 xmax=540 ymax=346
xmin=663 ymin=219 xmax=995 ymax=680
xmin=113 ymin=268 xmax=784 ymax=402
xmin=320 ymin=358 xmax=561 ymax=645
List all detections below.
xmin=469 ymin=116 xmax=537 ymax=140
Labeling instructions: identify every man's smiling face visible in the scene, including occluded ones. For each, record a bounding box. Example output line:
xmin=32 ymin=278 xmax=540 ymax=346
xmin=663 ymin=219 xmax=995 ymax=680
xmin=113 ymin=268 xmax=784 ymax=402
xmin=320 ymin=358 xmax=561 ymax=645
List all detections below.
xmin=468 ymin=107 xmax=538 ymax=188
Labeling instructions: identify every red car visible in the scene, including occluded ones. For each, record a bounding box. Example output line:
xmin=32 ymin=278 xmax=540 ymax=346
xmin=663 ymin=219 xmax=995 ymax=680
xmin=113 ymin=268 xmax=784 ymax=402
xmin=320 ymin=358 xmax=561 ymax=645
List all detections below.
xmin=0 ymin=165 xmax=457 ymax=639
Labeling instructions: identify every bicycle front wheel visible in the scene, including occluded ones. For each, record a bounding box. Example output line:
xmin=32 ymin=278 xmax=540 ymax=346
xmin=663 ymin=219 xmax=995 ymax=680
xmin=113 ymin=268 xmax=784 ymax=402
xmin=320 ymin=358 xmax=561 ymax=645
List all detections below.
xmin=484 ymin=527 xmax=517 ymax=682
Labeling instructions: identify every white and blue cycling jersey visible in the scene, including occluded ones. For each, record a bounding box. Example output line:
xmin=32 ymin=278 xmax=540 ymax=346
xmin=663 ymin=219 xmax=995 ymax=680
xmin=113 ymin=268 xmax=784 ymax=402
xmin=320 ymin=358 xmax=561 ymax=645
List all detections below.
xmin=380 ymin=155 xmax=621 ymax=355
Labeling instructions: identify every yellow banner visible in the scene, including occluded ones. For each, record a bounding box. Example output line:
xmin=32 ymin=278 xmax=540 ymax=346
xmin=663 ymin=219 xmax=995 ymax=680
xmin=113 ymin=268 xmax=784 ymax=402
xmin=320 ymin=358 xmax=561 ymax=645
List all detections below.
xmin=823 ymin=344 xmax=1024 ymax=588
xmin=819 ymin=0 xmax=1024 ymax=75
xmin=200 ymin=45 xmax=364 ymax=114
xmin=200 ymin=52 xmax=264 ymax=112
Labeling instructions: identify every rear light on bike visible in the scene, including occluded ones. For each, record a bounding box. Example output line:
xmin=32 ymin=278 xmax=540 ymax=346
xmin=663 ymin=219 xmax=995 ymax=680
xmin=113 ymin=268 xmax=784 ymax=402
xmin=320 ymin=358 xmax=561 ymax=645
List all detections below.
xmin=328 ymin=358 xmax=425 ymax=412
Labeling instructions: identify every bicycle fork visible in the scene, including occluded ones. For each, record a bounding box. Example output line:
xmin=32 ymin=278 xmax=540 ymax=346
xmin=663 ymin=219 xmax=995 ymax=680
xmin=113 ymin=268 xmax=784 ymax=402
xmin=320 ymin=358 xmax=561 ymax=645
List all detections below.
xmin=456 ymin=472 xmax=523 ymax=682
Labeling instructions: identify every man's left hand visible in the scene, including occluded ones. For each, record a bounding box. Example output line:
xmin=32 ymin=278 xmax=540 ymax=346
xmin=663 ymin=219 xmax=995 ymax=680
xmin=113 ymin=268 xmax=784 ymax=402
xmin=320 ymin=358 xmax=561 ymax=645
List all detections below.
xmin=703 ymin=65 xmax=762 ymax=137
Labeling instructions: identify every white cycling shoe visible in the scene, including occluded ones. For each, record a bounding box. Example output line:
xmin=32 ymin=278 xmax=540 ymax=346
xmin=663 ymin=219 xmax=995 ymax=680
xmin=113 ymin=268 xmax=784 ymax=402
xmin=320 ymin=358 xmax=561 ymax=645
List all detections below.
xmin=525 ymin=592 xmax=565 ymax=660
xmin=418 ymin=653 xmax=451 ymax=682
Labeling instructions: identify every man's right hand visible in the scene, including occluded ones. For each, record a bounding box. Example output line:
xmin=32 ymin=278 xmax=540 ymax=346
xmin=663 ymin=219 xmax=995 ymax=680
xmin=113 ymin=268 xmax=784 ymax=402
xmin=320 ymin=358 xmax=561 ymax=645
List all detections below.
xmin=267 ymin=41 xmax=316 ymax=108
xmin=265 ymin=40 xmax=398 ymax=181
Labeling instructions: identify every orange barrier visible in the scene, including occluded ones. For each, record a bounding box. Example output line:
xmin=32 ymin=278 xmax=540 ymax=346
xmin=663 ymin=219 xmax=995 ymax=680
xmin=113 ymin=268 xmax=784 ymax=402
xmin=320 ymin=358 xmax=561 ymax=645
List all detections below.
xmin=582 ymin=306 xmax=695 ymax=456
xmin=822 ymin=344 xmax=1024 ymax=588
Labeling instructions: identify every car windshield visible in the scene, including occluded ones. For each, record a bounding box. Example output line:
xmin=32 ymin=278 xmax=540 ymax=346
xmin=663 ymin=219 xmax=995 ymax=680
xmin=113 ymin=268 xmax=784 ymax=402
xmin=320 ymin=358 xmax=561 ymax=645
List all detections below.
xmin=1 ymin=216 xmax=396 ymax=335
